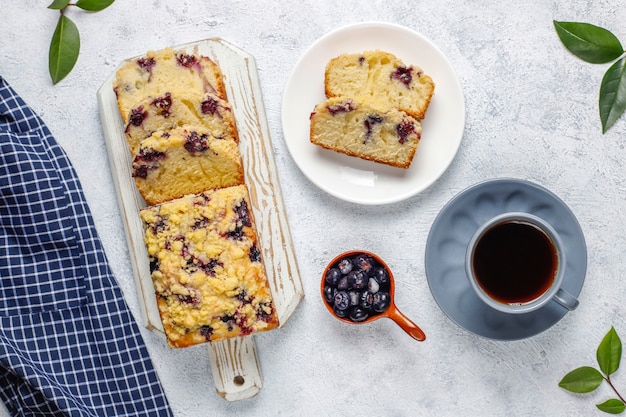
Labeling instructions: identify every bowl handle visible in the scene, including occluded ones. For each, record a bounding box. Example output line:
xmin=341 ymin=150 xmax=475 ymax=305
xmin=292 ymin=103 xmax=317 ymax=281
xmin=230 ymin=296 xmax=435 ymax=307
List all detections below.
xmin=387 ymin=306 xmax=426 ymax=341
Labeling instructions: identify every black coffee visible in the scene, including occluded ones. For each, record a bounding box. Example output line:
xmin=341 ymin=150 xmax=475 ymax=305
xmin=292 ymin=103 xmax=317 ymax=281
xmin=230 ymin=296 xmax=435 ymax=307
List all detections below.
xmin=472 ymin=220 xmax=558 ymax=305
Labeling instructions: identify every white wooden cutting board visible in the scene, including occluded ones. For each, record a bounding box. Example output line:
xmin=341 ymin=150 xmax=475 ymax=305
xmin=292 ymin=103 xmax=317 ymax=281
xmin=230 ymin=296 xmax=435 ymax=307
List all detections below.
xmin=96 ymin=38 xmax=304 ymax=402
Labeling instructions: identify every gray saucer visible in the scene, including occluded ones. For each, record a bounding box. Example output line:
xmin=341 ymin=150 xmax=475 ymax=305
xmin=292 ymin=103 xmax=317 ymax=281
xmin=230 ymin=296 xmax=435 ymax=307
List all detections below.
xmin=425 ymin=178 xmax=587 ymax=340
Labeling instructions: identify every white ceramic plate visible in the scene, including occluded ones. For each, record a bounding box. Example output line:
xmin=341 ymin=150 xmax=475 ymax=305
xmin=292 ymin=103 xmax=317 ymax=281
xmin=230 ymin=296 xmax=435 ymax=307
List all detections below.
xmin=281 ymin=22 xmax=465 ymax=205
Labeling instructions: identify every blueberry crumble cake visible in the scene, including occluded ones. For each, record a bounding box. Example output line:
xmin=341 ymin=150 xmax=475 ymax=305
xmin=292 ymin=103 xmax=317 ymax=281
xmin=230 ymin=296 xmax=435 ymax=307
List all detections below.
xmin=123 ymin=91 xmax=238 ymax=155
xmin=139 ymin=185 xmax=279 ymax=348
xmin=114 ymin=47 xmax=279 ymax=348
xmin=113 ymin=47 xmax=227 ymax=126
xmin=132 ymin=125 xmax=244 ymax=205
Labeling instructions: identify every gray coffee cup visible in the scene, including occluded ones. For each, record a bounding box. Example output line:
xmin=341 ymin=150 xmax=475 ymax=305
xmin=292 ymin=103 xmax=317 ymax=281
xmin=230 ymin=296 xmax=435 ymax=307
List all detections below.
xmin=465 ymin=212 xmax=579 ymax=314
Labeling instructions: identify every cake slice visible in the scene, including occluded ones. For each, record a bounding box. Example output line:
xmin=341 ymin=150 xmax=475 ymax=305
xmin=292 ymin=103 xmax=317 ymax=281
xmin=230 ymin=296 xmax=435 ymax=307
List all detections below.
xmin=324 ymin=50 xmax=435 ymax=119
xmin=132 ymin=125 xmax=244 ymax=205
xmin=139 ymin=185 xmax=279 ymax=348
xmin=123 ymin=91 xmax=238 ymax=155
xmin=309 ymin=96 xmax=422 ymax=169
xmin=113 ymin=47 xmax=227 ymax=124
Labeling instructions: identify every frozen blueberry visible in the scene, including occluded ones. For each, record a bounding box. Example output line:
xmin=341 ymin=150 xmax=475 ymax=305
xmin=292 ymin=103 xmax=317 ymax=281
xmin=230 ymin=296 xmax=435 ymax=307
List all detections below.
xmin=337 ymin=275 xmax=349 ymax=291
xmin=348 ymin=290 xmax=361 ymax=306
xmin=353 ymin=254 xmax=375 ymax=273
xmin=325 ymin=268 xmax=341 ymax=287
xmin=346 ymin=270 xmax=367 ymax=290
xmin=324 ymin=285 xmax=336 ymax=303
xmin=349 ymin=307 xmax=369 ymax=322
xmin=372 ymin=291 xmax=391 ymax=313
xmin=360 ymin=291 xmax=374 ymax=310
xmin=367 ymin=277 xmax=380 ymax=294
xmin=372 ymin=267 xmax=390 ymax=288
xmin=333 ymin=305 xmax=349 ymax=318
xmin=337 ymin=258 xmax=353 ymax=274
xmin=334 ymin=291 xmax=350 ymax=310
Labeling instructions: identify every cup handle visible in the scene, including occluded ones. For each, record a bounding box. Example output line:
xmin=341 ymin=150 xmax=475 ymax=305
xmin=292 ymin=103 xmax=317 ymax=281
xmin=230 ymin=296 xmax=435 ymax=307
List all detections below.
xmin=553 ymin=288 xmax=579 ymax=311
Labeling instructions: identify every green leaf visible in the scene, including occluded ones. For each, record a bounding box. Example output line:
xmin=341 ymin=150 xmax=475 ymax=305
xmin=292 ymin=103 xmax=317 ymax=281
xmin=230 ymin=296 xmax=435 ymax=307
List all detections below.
xmin=600 ymin=57 xmax=626 ymax=133
xmin=49 ymin=15 xmax=80 ymax=85
xmin=554 ymin=21 xmax=624 ymax=64
xmin=597 ymin=399 xmax=626 ymax=414
xmin=559 ymin=366 xmax=604 ymax=393
xmin=47 ymin=0 xmax=70 ymax=9
xmin=598 ymin=327 xmax=623 ymax=376
xmin=75 ymin=0 xmax=115 ymax=12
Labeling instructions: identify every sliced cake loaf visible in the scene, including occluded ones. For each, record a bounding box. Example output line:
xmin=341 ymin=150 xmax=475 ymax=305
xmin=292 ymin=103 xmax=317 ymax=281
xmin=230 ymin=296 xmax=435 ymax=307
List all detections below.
xmin=113 ymin=46 xmax=281 ymax=349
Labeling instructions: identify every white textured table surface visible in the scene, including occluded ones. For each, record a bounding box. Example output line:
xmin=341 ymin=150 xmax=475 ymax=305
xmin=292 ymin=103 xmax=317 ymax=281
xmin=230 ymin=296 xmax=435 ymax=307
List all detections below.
xmin=2 ymin=1 xmax=626 ymax=416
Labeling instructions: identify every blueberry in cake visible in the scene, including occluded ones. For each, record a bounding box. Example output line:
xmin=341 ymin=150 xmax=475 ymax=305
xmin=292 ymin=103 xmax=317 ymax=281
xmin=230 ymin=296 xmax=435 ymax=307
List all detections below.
xmin=123 ymin=91 xmax=238 ymax=155
xmin=309 ymin=96 xmax=422 ymax=169
xmin=113 ymin=47 xmax=227 ymax=126
xmin=139 ymin=185 xmax=279 ymax=348
xmin=324 ymin=50 xmax=435 ymax=120
xmin=132 ymin=125 xmax=245 ymax=205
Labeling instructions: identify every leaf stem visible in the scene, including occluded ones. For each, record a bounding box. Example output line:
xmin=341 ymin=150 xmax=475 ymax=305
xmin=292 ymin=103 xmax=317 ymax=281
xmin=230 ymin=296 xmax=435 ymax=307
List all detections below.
xmin=605 ymin=376 xmax=626 ymax=403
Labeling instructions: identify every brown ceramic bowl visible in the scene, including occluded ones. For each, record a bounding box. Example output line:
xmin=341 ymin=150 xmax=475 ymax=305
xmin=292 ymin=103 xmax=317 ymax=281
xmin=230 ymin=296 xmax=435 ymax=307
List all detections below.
xmin=320 ymin=250 xmax=425 ymax=341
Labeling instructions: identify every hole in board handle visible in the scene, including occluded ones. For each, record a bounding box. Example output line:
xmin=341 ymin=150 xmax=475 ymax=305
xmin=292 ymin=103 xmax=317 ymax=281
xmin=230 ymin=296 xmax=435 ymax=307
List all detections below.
xmin=233 ymin=375 xmax=245 ymax=386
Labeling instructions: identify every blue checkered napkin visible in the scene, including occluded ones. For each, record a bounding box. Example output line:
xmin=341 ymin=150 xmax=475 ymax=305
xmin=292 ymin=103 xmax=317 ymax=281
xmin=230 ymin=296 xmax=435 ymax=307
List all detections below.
xmin=0 ymin=76 xmax=173 ymax=416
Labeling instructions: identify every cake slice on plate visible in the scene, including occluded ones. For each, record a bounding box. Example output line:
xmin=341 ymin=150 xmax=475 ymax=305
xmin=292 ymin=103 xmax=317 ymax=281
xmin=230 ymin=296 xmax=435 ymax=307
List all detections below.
xmin=324 ymin=50 xmax=435 ymax=120
xmin=309 ymin=96 xmax=422 ymax=169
